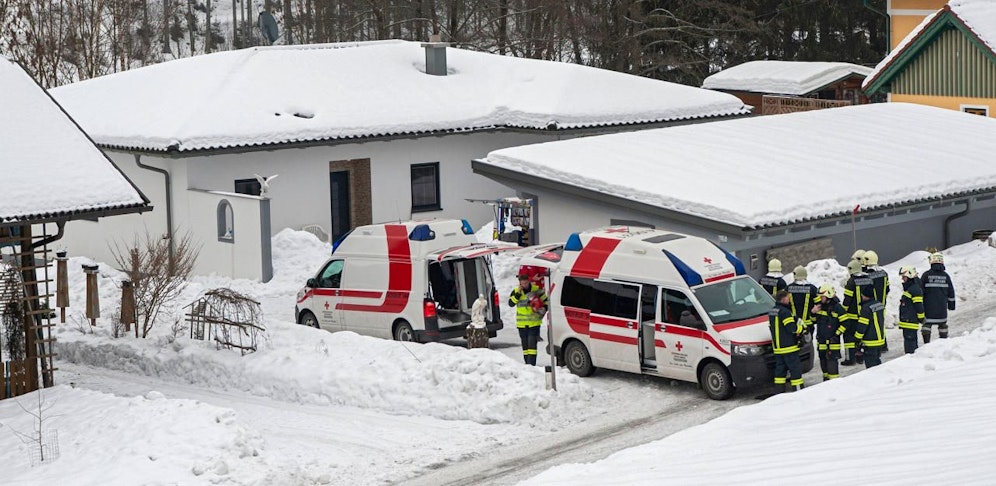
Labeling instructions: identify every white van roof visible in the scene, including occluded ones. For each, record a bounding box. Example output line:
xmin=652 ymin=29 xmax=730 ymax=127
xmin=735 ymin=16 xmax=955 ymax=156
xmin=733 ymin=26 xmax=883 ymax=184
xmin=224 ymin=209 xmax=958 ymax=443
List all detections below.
xmin=333 ymin=218 xmax=478 ymax=258
xmin=564 ymin=226 xmax=746 ymax=286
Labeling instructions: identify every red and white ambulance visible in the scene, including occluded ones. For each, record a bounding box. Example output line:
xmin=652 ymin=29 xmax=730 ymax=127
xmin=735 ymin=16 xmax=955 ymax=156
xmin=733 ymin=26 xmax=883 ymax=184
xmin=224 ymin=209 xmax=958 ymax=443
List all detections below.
xmin=295 ymin=219 xmax=514 ymax=342
xmin=521 ymin=226 xmax=813 ymax=400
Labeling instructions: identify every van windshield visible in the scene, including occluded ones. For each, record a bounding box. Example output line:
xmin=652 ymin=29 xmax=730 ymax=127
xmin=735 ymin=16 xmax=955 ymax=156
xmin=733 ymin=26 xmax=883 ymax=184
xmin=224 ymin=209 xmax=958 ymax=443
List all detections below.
xmin=692 ymin=277 xmax=774 ymax=325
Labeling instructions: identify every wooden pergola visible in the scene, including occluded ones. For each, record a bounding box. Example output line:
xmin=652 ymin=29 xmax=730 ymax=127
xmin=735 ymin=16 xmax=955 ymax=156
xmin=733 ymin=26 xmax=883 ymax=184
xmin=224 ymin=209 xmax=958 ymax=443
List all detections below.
xmin=0 ymin=55 xmax=151 ymax=399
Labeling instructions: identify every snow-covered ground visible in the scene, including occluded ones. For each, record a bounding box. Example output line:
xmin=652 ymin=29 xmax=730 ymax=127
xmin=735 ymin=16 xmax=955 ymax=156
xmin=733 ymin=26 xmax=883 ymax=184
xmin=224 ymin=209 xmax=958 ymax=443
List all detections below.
xmin=1 ymin=227 xmax=994 ymax=485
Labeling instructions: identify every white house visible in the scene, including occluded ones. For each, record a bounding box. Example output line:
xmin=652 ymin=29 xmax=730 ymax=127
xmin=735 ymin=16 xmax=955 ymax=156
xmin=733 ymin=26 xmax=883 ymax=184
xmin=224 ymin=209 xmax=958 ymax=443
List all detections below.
xmin=474 ymin=103 xmax=996 ymax=277
xmin=50 ymin=39 xmax=748 ymax=281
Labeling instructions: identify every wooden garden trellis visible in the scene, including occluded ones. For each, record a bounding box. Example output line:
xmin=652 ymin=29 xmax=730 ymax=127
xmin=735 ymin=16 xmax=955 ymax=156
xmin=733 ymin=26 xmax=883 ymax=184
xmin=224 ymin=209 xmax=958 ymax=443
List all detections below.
xmin=186 ymin=288 xmax=264 ymax=355
xmin=0 ymin=224 xmax=58 ymax=400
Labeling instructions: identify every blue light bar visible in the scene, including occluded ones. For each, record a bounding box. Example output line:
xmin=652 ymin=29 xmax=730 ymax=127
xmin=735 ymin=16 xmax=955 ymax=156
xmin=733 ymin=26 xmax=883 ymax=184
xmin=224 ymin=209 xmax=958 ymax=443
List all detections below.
xmin=331 ymin=229 xmax=353 ymax=255
xmin=565 ymin=233 xmax=584 ymax=251
xmin=461 ymin=219 xmax=475 ymax=235
xmin=663 ymin=250 xmax=703 ymax=286
xmin=711 ymin=242 xmax=746 ymax=275
xmin=409 ymin=224 xmax=436 ymax=241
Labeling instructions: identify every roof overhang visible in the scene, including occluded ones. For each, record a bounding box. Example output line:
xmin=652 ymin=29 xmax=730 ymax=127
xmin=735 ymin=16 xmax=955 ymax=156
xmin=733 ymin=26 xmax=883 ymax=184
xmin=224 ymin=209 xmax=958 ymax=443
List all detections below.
xmin=864 ymin=6 xmax=996 ymax=95
xmin=473 ymin=159 xmax=996 ymax=239
xmin=0 ymin=203 xmax=153 ymax=228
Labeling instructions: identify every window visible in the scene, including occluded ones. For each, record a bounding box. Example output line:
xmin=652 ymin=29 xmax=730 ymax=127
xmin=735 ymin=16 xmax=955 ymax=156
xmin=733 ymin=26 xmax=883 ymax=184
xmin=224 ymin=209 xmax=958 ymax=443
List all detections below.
xmin=560 ymin=276 xmax=638 ymax=320
xmin=693 ymin=277 xmax=774 ymax=325
xmin=411 ymin=162 xmax=441 ymax=212
xmin=961 ymin=105 xmax=990 ymax=117
xmin=217 ymin=200 xmax=234 ymax=242
xmin=235 ymin=178 xmax=262 ymax=196
xmin=317 ymin=260 xmax=344 ymax=288
xmin=660 ymin=288 xmax=702 ymax=328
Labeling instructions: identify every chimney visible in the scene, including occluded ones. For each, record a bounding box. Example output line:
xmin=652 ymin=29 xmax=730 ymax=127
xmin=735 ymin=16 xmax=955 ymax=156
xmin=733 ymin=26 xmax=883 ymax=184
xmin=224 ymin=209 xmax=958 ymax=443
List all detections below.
xmin=421 ymin=34 xmax=449 ymax=76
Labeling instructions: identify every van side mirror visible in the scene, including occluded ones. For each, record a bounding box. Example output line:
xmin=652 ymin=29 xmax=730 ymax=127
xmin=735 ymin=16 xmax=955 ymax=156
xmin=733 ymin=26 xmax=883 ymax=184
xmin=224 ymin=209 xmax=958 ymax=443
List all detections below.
xmin=306 ymin=278 xmax=317 ymax=288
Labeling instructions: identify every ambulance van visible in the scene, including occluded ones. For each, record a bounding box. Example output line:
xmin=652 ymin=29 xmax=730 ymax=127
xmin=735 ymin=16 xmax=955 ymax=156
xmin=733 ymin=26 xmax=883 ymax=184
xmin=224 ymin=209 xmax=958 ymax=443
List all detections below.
xmin=295 ymin=219 xmax=512 ymax=342
xmin=522 ymin=226 xmax=813 ymax=400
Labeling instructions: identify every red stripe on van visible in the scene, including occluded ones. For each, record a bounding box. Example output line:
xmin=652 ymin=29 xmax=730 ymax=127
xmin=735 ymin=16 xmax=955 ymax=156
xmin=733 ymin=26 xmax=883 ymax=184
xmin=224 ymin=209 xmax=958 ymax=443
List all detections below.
xmin=704 ymin=272 xmax=735 ymax=283
xmin=712 ymin=316 xmax=768 ymax=333
xmin=655 ymin=339 xmax=666 ymax=348
xmin=664 ymin=325 xmax=731 ymax=355
xmin=590 ymin=331 xmax=638 ymax=346
xmin=589 ymin=314 xmax=633 ymax=329
xmin=336 ymin=225 xmax=412 ymax=313
xmin=564 ymin=306 xmax=590 ymax=335
xmin=570 ymin=237 xmax=621 ymax=279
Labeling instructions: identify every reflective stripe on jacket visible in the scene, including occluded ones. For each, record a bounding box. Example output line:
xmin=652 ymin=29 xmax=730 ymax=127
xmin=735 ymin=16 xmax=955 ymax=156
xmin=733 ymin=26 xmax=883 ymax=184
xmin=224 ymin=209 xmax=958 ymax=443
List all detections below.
xmin=855 ymin=301 xmax=886 ymax=348
xmin=509 ymin=284 xmax=547 ymax=328
xmin=769 ymin=303 xmax=802 ymax=354
xmin=898 ymin=278 xmax=925 ymax=330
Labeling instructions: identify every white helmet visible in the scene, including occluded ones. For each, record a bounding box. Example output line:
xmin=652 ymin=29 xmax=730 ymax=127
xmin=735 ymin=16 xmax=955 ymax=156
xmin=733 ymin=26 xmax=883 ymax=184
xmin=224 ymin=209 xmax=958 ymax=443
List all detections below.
xmin=900 ymin=266 xmax=917 ymax=279
xmin=768 ymin=258 xmax=782 ymax=273
xmin=862 ymin=250 xmax=879 ymax=266
xmin=929 ymin=252 xmax=944 ymax=264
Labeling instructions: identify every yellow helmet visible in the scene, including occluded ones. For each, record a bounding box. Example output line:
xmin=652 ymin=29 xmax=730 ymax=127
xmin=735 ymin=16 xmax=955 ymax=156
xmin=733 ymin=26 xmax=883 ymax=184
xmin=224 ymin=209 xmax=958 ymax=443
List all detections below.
xmin=847 ymin=259 xmax=863 ymax=275
xmin=862 ymin=250 xmax=879 ymax=266
xmin=818 ymin=284 xmax=836 ymax=299
xmin=851 ymin=249 xmax=865 ymax=261
xmin=929 ymin=252 xmax=944 ymax=264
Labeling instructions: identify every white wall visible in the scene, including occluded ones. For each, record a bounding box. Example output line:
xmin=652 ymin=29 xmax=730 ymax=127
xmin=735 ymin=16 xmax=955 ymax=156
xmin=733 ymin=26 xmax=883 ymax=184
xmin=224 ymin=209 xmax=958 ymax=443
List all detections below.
xmin=183 ymin=131 xmax=555 ymax=237
xmin=185 ymin=190 xmax=264 ymax=280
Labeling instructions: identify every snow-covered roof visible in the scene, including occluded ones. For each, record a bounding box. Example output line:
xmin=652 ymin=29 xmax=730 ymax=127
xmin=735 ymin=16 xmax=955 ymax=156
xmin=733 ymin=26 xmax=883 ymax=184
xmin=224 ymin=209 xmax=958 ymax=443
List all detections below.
xmin=864 ymin=0 xmax=996 ymax=92
xmin=702 ymin=60 xmax=872 ymax=96
xmin=50 ymin=40 xmax=749 ymax=153
xmin=0 ymin=56 xmax=148 ymax=224
xmin=479 ymin=103 xmax=996 ymax=230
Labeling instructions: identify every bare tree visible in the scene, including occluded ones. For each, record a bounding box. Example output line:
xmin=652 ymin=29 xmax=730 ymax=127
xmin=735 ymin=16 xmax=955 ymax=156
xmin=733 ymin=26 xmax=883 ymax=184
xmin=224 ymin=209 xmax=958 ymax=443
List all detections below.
xmin=110 ymin=232 xmax=199 ymax=338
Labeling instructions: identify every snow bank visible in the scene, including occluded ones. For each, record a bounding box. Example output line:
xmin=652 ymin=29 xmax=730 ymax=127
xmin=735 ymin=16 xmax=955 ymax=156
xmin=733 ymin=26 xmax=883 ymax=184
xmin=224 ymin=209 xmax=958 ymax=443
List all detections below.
xmin=52 ymin=229 xmax=592 ymax=428
xmin=525 ymin=316 xmax=996 ymax=485
xmin=0 ymin=386 xmax=320 ymax=485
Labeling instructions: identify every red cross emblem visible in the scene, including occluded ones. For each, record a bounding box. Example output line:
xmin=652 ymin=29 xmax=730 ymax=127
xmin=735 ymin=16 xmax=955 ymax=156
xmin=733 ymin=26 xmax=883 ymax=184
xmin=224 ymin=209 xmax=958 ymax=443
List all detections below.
xmin=324 ymin=301 xmax=330 ymax=310
xmin=703 ymin=257 xmax=713 ymax=264
xmin=675 ymin=341 xmax=684 ymax=351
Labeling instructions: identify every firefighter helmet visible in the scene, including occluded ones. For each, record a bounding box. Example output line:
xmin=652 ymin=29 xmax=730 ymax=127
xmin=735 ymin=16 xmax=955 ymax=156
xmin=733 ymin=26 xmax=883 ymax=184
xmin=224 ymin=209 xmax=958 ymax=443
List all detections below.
xmin=900 ymin=266 xmax=917 ymax=279
xmin=862 ymin=250 xmax=879 ymax=266
xmin=768 ymin=258 xmax=782 ymax=273
xmin=793 ymin=266 xmax=807 ymax=280
xmin=818 ymin=284 xmax=836 ymax=299
xmin=929 ymin=252 xmax=944 ymax=264
xmin=851 ymin=249 xmax=866 ymax=261
xmin=847 ymin=259 xmax=863 ymax=275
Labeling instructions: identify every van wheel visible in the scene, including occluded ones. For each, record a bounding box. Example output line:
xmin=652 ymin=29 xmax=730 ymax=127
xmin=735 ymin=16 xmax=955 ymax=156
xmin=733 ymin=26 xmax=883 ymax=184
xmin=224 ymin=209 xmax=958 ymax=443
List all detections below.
xmin=564 ymin=341 xmax=594 ymax=377
xmin=298 ymin=311 xmax=319 ymax=329
xmin=393 ymin=321 xmax=416 ymax=342
xmin=699 ymin=362 xmax=734 ymax=400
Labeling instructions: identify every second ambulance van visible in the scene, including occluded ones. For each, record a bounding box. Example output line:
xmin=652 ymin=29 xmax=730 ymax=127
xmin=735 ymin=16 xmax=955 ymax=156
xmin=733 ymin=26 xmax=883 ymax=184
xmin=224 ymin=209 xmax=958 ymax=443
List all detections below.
xmin=295 ymin=219 xmax=513 ymax=342
xmin=521 ymin=226 xmax=814 ymax=400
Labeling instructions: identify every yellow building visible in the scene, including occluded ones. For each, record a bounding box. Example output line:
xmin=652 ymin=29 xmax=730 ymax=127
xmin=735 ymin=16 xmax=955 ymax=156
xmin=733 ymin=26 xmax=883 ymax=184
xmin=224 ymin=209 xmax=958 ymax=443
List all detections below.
xmin=863 ymin=0 xmax=996 ymax=117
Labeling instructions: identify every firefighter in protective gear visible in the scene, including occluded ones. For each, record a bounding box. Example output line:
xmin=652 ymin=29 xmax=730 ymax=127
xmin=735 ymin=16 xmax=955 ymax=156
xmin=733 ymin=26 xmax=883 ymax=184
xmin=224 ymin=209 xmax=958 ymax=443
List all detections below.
xmin=812 ymin=284 xmax=846 ymax=380
xmin=854 ymin=285 xmax=886 ymax=368
xmin=788 ymin=266 xmax=818 ymax=335
xmin=769 ymin=291 xmax=804 ymax=392
xmin=841 ymin=259 xmax=872 ymax=365
xmin=759 ymin=258 xmax=788 ymax=296
xmin=921 ymin=252 xmax=955 ymax=343
xmin=509 ymin=273 xmax=548 ymax=365
xmin=897 ymin=266 xmax=925 ymax=354
xmin=851 ymin=249 xmax=866 ymax=262
xmin=862 ymin=250 xmax=890 ymax=351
